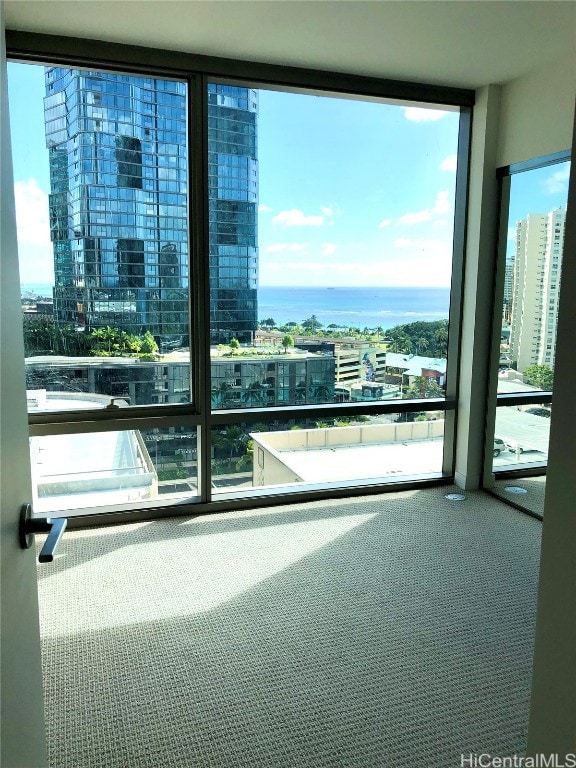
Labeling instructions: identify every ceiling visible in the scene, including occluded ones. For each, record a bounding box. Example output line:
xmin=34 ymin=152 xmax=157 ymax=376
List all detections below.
xmin=4 ymin=1 xmax=575 ymax=89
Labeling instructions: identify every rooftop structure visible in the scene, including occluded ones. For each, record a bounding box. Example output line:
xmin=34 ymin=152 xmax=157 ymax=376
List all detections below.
xmin=25 ymin=347 xmax=335 ymax=408
xmin=28 ymin=392 xmax=157 ymax=513
xmin=251 ymin=420 xmax=444 ymax=487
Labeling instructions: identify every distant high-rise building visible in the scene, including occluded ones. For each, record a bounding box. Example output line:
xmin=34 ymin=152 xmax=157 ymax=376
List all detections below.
xmin=503 ymin=256 xmax=514 ymax=323
xmin=208 ymin=84 xmax=259 ymax=344
xmin=44 ymin=70 xmax=258 ymax=346
xmin=509 ymin=208 xmax=565 ymax=372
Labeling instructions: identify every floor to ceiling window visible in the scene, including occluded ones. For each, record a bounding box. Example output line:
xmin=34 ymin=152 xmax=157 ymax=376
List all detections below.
xmin=7 ymin=41 xmax=472 ymax=522
xmin=484 ymin=152 xmax=571 ymax=517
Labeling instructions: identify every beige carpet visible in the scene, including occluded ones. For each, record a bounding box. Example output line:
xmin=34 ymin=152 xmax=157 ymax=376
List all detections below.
xmin=37 ymin=486 xmax=542 ymax=767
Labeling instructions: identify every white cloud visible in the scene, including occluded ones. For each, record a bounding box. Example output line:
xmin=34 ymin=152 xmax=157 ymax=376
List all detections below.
xmin=541 ymin=166 xmax=571 ymax=195
xmin=402 ymin=107 xmax=449 ymax=123
xmin=321 ymin=243 xmax=336 ymax=256
xmin=320 ymin=206 xmax=334 ymax=217
xmin=432 ymin=190 xmax=451 ymax=215
xmin=273 ymin=208 xmax=325 ymax=227
xmin=378 ymin=218 xmax=393 ymax=229
xmin=260 ymin=255 xmax=451 ymax=287
xmin=399 ymin=190 xmax=452 ymax=225
xmin=14 ymin=179 xmax=51 ymax=247
xmin=13 ymin=179 xmax=55 ymax=283
xmin=265 ymin=242 xmax=310 ymax=254
xmin=258 ymin=204 xmax=273 ymax=213
xmin=399 ymin=209 xmax=432 ymax=224
xmin=440 ymin=154 xmax=457 ymax=172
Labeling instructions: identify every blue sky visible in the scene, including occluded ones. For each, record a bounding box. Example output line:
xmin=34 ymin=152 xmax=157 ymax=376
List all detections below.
xmin=7 ymin=62 xmax=571 ymax=288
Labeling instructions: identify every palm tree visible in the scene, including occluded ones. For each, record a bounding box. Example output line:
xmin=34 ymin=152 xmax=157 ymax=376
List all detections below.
xmin=309 ymin=382 xmax=331 ymax=403
xmin=302 ymin=315 xmax=322 ymax=333
xmin=211 ymin=381 xmax=234 ymax=409
xmin=241 ymin=382 xmax=267 ymax=408
xmin=434 ymin=324 xmax=449 ymax=356
xmin=416 ymin=338 xmax=428 ymax=355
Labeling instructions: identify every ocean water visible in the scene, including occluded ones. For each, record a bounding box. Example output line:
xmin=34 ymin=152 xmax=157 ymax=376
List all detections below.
xmin=258 ymin=286 xmax=450 ymax=330
xmin=21 ymin=284 xmax=450 ymax=331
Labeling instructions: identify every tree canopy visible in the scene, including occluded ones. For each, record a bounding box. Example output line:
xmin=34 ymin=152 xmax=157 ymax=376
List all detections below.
xmin=282 ymin=334 xmax=294 ymax=353
xmin=523 ymin=364 xmax=554 ymax=390
xmin=385 ymin=320 xmax=448 ymax=358
xmin=23 ymin=319 xmax=158 ymax=359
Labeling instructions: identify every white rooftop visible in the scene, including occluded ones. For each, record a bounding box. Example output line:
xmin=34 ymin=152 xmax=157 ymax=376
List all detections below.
xmin=385 ymin=353 xmax=447 ymax=376
xmin=272 ymin=439 xmax=443 ymax=483
xmin=28 ymin=391 xmax=156 ymax=513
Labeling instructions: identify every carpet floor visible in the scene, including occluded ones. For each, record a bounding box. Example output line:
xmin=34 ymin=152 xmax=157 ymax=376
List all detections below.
xmin=37 ymin=486 xmax=542 ymax=768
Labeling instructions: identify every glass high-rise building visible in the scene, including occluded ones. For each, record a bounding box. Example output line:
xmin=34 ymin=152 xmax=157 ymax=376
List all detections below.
xmin=44 ymin=70 xmax=258 ymax=347
xmin=208 ymin=84 xmax=259 ymax=344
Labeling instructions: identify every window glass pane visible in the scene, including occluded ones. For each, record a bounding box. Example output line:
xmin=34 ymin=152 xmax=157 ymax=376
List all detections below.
xmin=8 ymin=63 xmax=191 ymax=412
xmin=211 ymin=412 xmax=445 ymax=495
xmin=499 ymin=162 xmax=570 ymax=394
xmin=31 ymin=425 xmax=198 ymax=515
xmin=208 ymin=84 xmax=460 ymax=410
xmin=492 ymin=404 xmax=550 ymax=472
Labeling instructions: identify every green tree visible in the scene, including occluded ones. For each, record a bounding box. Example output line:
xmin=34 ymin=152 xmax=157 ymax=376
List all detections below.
xmin=282 ymin=334 xmax=294 ymax=353
xmin=229 ymin=337 xmax=240 ymax=353
xmin=415 ymin=337 xmax=428 ymax=355
xmin=523 ymin=364 xmax=554 ymax=390
xmin=260 ymin=318 xmax=276 ymax=329
xmin=424 ymin=379 xmax=444 ymax=398
xmin=89 ymin=326 xmax=118 ymax=355
xmin=302 ymin=315 xmax=323 ymax=333
xmin=211 ymin=381 xmax=234 ymax=409
xmin=23 ymin=318 xmax=89 ymax=357
xmin=435 ymin=324 xmax=449 ymax=349
xmin=23 ymin=317 xmax=59 ymax=356
xmin=235 ymin=438 xmax=254 ymax=472
xmin=140 ymin=331 xmax=159 ymax=356
xmin=385 ymin=319 xmax=449 ymax=358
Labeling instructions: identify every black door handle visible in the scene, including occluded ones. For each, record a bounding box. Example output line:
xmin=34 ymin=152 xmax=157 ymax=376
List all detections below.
xmin=19 ymin=504 xmax=67 ymax=563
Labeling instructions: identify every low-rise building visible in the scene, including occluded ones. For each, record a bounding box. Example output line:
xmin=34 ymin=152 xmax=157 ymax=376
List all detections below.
xmin=385 ymin=352 xmax=447 ymax=390
xmin=25 ymin=349 xmax=335 ymax=409
xmin=28 ymin=392 xmax=158 ymax=514
xmin=251 ymin=420 xmax=444 ymax=487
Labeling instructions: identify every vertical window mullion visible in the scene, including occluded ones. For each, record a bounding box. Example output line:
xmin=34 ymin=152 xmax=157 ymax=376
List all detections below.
xmin=189 ymin=74 xmax=212 ymax=503
xmin=442 ymin=105 xmax=472 ymax=476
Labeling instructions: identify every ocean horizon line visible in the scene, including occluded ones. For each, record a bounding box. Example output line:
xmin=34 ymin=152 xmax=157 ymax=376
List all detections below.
xmin=259 ymin=285 xmax=450 ymax=290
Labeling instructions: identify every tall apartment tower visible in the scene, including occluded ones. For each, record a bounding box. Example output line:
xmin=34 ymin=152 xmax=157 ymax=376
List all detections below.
xmin=509 ymin=208 xmax=565 ymax=372
xmin=208 ymin=84 xmax=259 ymax=344
xmin=44 ymin=70 xmax=258 ymax=346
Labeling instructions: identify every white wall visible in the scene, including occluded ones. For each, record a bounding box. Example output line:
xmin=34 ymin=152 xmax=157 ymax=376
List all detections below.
xmin=492 ymin=49 xmax=576 ymax=752
xmin=526 ymin=92 xmax=576 ymax=755
xmin=498 ymin=51 xmax=576 ymax=167
xmin=0 ymin=9 xmax=48 ymax=767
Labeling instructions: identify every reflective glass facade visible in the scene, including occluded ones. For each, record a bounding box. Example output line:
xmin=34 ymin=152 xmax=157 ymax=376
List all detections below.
xmin=45 ymin=71 xmax=258 ymax=347
xmin=208 ymin=84 xmax=258 ymax=344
